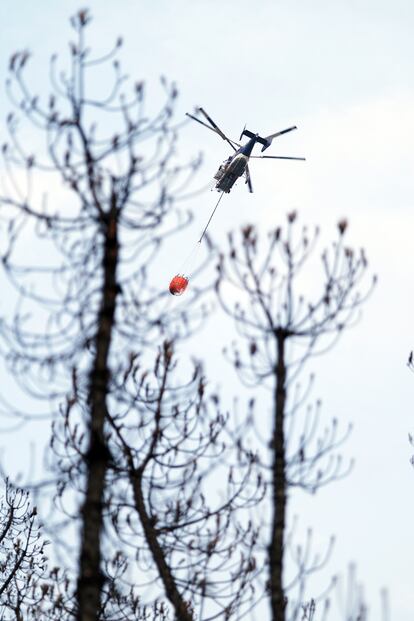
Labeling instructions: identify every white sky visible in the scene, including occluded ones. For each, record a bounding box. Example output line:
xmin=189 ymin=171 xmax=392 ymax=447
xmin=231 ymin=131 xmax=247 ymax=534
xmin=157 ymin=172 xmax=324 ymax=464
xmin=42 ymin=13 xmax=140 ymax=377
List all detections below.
xmin=1 ymin=1 xmax=414 ymax=619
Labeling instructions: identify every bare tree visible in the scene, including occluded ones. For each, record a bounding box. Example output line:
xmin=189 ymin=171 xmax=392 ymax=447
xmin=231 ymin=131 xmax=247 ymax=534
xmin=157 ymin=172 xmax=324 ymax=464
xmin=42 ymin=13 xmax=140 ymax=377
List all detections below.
xmin=0 ymin=9 xmax=262 ymax=621
xmin=215 ymin=214 xmax=375 ymax=620
xmin=99 ymin=340 xmax=262 ymax=620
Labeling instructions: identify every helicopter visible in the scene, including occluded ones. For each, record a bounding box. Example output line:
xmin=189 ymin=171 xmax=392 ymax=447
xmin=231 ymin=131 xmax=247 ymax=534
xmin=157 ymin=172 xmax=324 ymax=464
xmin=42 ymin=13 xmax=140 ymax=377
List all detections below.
xmin=186 ymin=107 xmax=305 ymax=193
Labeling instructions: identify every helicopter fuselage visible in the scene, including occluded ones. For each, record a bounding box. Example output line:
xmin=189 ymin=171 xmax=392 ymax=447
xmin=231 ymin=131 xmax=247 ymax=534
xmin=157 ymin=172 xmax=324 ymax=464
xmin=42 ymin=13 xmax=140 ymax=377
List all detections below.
xmin=214 ymin=153 xmax=248 ymax=193
xmin=213 ymin=135 xmax=258 ymax=193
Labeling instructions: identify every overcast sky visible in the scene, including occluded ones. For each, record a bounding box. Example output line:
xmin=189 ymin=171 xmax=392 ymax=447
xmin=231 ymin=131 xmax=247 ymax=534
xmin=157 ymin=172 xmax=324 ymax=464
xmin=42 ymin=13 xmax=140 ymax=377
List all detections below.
xmin=1 ymin=1 xmax=414 ymax=619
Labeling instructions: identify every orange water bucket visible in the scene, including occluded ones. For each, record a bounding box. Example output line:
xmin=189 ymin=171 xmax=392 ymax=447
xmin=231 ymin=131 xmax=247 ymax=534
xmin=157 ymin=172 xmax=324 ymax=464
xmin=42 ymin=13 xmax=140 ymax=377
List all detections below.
xmin=169 ymin=275 xmax=189 ymax=296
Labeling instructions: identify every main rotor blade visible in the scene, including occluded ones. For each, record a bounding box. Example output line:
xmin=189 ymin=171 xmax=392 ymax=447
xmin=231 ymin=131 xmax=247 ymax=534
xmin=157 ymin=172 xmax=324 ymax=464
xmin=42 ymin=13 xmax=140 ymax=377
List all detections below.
xmin=198 ymin=107 xmax=237 ymax=151
xmin=251 ymin=155 xmax=306 ymax=161
xmin=186 ymin=112 xmax=221 ymax=136
xmin=265 ymin=126 xmax=297 ymax=141
xmin=245 ymin=164 xmax=253 ymax=193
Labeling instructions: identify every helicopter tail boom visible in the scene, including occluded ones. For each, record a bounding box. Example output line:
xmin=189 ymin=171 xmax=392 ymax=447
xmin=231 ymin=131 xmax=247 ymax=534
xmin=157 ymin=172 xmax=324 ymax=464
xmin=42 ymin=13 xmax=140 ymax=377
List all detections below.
xmin=240 ymin=129 xmax=269 ymax=149
xmin=240 ymin=125 xmax=298 ymax=152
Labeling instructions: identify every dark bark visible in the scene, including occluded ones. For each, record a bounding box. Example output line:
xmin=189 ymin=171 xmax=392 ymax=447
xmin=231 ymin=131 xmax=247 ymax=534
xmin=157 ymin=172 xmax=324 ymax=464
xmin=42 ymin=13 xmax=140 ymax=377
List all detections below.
xmin=269 ymin=332 xmax=287 ymax=621
xmin=130 ymin=472 xmax=194 ymax=621
xmin=77 ymin=202 xmax=119 ymax=621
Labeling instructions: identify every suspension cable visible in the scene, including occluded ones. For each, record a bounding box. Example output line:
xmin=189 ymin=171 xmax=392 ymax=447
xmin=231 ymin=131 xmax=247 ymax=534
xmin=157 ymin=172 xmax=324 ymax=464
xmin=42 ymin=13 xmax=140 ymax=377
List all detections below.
xmin=198 ymin=192 xmax=225 ymax=243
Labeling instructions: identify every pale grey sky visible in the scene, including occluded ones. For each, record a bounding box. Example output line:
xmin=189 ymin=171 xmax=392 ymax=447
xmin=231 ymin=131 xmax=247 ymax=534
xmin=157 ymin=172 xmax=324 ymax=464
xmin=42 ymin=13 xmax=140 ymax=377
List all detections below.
xmin=1 ymin=1 xmax=414 ymax=619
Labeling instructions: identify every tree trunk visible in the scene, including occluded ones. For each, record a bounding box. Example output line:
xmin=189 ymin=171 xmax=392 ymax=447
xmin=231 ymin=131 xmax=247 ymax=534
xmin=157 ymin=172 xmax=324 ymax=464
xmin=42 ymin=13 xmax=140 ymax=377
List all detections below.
xmin=77 ymin=203 xmax=119 ymax=621
xmin=269 ymin=332 xmax=287 ymax=621
xmin=130 ymin=471 xmax=194 ymax=621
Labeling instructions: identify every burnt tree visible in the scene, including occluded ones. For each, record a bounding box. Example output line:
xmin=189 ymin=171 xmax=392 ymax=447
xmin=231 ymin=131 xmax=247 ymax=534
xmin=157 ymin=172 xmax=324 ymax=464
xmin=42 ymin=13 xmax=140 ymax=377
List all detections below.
xmin=216 ymin=214 xmax=375 ymax=620
xmin=0 ymin=9 xmax=260 ymax=621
